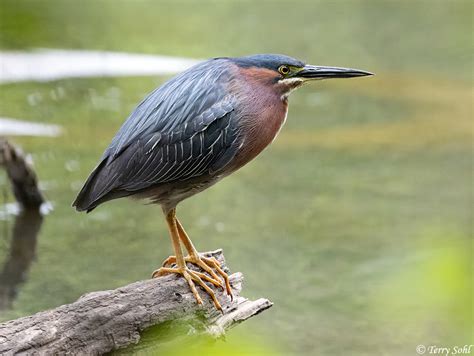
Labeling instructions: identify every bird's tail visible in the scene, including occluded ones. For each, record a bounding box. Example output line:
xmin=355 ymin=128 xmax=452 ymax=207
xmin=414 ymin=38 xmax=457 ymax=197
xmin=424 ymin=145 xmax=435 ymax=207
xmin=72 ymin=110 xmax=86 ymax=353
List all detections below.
xmin=73 ymin=159 xmax=114 ymax=213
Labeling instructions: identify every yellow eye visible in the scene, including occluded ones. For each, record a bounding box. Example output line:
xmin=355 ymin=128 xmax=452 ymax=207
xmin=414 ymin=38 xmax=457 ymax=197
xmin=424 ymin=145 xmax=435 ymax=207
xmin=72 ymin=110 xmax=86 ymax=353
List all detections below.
xmin=278 ymin=65 xmax=290 ymax=75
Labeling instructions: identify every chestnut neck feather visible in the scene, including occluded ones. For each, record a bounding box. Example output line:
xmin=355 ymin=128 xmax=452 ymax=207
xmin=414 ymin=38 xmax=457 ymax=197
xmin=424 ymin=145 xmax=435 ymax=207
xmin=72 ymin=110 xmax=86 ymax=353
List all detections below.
xmin=227 ymin=65 xmax=290 ymax=170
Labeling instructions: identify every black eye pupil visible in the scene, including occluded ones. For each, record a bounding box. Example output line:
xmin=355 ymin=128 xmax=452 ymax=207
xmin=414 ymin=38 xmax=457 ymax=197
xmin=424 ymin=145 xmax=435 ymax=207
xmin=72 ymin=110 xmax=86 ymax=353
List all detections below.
xmin=281 ymin=66 xmax=289 ymax=74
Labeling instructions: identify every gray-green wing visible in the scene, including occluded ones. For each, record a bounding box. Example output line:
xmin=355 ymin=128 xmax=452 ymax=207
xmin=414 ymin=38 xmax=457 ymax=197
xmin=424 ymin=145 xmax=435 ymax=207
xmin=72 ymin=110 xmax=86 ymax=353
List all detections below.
xmin=73 ymin=59 xmax=242 ymax=211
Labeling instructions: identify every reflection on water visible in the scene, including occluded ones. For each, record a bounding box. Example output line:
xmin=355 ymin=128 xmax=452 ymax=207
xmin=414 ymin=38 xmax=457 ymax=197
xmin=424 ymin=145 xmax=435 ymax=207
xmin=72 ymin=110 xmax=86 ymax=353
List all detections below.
xmin=0 ymin=138 xmax=46 ymax=310
xmin=0 ymin=49 xmax=199 ymax=83
xmin=0 ymin=118 xmax=62 ymax=137
xmin=0 ymin=208 xmax=43 ymax=310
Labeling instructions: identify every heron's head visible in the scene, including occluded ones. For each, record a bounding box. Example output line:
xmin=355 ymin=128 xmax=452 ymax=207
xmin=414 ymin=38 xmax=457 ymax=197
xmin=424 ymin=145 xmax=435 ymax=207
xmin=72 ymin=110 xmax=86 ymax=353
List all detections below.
xmin=230 ymin=54 xmax=373 ymax=98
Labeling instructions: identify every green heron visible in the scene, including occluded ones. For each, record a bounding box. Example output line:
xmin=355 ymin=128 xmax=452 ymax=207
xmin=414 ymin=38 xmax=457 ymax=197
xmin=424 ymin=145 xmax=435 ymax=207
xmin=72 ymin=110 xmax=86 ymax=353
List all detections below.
xmin=73 ymin=54 xmax=372 ymax=310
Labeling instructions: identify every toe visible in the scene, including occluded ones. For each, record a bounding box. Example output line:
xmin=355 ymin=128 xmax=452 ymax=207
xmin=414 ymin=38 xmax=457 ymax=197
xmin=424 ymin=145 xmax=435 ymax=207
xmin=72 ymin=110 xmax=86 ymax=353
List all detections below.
xmin=194 ymin=261 xmax=223 ymax=288
xmin=162 ymin=256 xmax=177 ymax=267
xmin=151 ymin=266 xmax=175 ymax=278
xmin=202 ymin=259 xmax=232 ymax=298
xmin=201 ymin=256 xmax=221 ymax=267
xmin=188 ymin=270 xmax=222 ymax=311
xmin=182 ymin=270 xmax=203 ymax=305
xmin=192 ymin=271 xmax=222 ymax=288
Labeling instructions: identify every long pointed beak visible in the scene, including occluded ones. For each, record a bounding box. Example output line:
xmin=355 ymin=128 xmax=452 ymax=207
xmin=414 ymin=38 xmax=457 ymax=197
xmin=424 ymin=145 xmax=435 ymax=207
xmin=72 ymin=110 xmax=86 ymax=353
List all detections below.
xmin=296 ymin=65 xmax=374 ymax=80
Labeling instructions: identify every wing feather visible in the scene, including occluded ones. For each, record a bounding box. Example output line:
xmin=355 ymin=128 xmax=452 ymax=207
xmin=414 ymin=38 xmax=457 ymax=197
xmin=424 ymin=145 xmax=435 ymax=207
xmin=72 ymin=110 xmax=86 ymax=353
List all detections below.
xmin=73 ymin=58 xmax=242 ymax=211
xmin=119 ymin=103 xmax=239 ymax=191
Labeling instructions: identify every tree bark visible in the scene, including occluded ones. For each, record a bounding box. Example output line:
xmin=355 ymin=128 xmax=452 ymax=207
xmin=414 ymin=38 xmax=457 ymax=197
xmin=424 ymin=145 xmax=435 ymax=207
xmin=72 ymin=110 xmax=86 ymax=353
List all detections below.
xmin=0 ymin=138 xmax=44 ymax=209
xmin=0 ymin=250 xmax=272 ymax=355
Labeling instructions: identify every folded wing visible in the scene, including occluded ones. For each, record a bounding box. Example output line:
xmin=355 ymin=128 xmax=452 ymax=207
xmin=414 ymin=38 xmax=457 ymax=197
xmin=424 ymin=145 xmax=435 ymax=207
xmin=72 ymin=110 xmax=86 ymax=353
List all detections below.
xmin=73 ymin=59 xmax=241 ymax=212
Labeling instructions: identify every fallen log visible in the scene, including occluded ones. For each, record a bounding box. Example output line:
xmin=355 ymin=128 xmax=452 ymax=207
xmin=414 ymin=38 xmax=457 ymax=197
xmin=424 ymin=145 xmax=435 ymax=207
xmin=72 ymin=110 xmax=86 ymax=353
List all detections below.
xmin=0 ymin=250 xmax=272 ymax=355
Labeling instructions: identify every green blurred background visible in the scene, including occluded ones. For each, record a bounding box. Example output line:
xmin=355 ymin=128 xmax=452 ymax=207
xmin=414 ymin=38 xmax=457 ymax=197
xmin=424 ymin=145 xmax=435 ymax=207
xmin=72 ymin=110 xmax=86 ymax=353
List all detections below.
xmin=0 ymin=0 xmax=472 ymax=355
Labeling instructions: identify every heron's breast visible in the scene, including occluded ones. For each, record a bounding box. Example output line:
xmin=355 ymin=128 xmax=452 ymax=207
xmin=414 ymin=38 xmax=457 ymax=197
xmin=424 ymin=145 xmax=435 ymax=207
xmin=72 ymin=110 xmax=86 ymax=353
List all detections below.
xmin=231 ymin=96 xmax=288 ymax=170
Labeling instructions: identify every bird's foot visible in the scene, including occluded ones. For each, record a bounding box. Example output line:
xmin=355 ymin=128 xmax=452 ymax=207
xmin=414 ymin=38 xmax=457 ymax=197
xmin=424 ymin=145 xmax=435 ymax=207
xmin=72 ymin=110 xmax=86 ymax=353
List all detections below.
xmin=158 ymin=254 xmax=233 ymax=299
xmin=152 ymin=255 xmax=234 ymax=302
xmin=152 ymin=265 xmax=223 ymax=311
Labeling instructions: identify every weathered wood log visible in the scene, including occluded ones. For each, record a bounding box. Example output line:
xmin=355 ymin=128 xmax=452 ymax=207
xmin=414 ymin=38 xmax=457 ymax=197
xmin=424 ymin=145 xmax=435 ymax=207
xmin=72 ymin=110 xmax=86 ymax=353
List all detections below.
xmin=0 ymin=250 xmax=272 ymax=355
xmin=0 ymin=137 xmax=44 ymax=209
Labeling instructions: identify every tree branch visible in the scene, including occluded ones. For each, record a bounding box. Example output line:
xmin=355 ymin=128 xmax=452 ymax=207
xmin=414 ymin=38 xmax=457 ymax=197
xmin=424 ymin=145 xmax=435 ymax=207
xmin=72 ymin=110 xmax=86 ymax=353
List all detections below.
xmin=0 ymin=250 xmax=272 ymax=355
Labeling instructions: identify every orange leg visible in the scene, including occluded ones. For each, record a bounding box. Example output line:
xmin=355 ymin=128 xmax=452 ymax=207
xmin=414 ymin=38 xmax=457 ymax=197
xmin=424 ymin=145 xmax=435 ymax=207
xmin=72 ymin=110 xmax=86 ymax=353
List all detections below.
xmin=151 ymin=209 xmax=225 ymax=310
xmin=163 ymin=217 xmax=233 ymax=298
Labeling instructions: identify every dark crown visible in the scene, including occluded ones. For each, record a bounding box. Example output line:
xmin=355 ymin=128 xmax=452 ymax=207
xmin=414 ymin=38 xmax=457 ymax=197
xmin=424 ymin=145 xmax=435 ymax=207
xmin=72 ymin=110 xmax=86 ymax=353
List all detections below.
xmin=227 ymin=54 xmax=306 ymax=71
